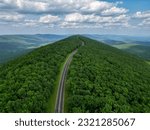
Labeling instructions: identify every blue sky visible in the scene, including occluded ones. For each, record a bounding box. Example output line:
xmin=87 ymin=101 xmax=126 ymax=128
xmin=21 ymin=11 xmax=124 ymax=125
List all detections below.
xmin=105 ymin=0 xmax=150 ymax=12
xmin=0 ymin=0 xmax=150 ymax=36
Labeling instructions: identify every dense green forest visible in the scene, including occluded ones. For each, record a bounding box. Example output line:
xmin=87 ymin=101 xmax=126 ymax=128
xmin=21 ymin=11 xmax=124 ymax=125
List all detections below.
xmin=0 ymin=36 xmax=81 ymax=112
xmin=65 ymin=37 xmax=150 ymax=113
xmin=0 ymin=35 xmax=150 ymax=113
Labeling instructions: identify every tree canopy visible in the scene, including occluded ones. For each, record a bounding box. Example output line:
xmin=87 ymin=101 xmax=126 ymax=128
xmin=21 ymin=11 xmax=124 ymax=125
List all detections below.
xmin=0 ymin=36 xmax=81 ymax=112
xmin=65 ymin=37 xmax=150 ymax=113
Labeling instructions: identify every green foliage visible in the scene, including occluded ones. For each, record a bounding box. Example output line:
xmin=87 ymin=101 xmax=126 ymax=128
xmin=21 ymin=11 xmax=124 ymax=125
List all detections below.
xmin=65 ymin=37 xmax=150 ymax=113
xmin=1 ymin=35 xmax=150 ymax=113
xmin=0 ymin=36 xmax=81 ymax=112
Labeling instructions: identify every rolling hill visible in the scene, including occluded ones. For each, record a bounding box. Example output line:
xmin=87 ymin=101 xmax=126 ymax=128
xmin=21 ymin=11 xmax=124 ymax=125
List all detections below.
xmin=114 ymin=44 xmax=150 ymax=61
xmin=84 ymin=34 xmax=150 ymax=45
xmin=1 ymin=34 xmax=149 ymax=64
xmin=0 ymin=34 xmax=67 ymax=63
xmin=84 ymin=34 xmax=150 ymax=60
xmin=0 ymin=35 xmax=150 ymax=113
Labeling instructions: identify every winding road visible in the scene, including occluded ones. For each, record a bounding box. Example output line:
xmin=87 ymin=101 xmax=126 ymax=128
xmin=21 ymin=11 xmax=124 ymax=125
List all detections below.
xmin=55 ymin=49 xmax=78 ymax=113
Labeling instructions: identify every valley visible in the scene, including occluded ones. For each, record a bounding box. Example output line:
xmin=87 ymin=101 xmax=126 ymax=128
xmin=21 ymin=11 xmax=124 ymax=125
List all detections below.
xmin=85 ymin=34 xmax=150 ymax=60
xmin=0 ymin=34 xmax=67 ymax=63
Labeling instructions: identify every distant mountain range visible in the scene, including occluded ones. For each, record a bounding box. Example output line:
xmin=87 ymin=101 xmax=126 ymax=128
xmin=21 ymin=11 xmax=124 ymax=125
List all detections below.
xmin=84 ymin=34 xmax=150 ymax=60
xmin=0 ymin=34 xmax=67 ymax=63
xmin=0 ymin=34 xmax=150 ymax=64
xmin=83 ymin=34 xmax=150 ymax=45
xmin=0 ymin=34 xmax=67 ymax=48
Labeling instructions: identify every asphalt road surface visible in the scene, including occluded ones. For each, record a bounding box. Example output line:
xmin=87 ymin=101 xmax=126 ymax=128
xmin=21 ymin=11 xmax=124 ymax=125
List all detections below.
xmin=55 ymin=49 xmax=78 ymax=113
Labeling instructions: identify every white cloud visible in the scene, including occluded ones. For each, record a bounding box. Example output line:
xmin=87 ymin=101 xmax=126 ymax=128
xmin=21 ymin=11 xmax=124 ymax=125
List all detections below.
xmin=61 ymin=22 xmax=80 ymax=28
xmin=133 ymin=11 xmax=150 ymax=19
xmin=0 ymin=0 xmax=48 ymax=14
xmin=0 ymin=0 xmax=131 ymax=29
xmin=80 ymin=1 xmax=113 ymax=13
xmin=39 ymin=15 xmax=60 ymax=24
xmin=101 ymin=7 xmax=128 ymax=16
xmin=65 ymin=13 xmax=129 ymax=23
xmin=24 ymin=19 xmax=37 ymax=26
xmin=0 ymin=12 xmax=24 ymax=22
xmin=139 ymin=18 xmax=150 ymax=27
xmin=64 ymin=13 xmax=129 ymax=28
xmin=24 ymin=15 xmax=61 ymax=27
xmin=65 ymin=13 xmax=98 ymax=23
xmin=0 ymin=0 xmax=128 ymax=15
xmin=113 ymin=14 xmax=129 ymax=22
xmin=133 ymin=11 xmax=150 ymax=27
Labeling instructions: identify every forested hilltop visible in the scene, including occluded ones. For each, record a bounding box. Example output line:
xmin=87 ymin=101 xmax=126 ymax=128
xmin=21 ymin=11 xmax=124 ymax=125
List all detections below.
xmin=0 ymin=36 xmax=81 ymax=112
xmin=65 ymin=36 xmax=150 ymax=113
xmin=0 ymin=35 xmax=150 ymax=113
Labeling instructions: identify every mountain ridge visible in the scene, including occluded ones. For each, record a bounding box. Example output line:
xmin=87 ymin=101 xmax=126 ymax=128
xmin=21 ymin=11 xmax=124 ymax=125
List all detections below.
xmin=0 ymin=35 xmax=150 ymax=112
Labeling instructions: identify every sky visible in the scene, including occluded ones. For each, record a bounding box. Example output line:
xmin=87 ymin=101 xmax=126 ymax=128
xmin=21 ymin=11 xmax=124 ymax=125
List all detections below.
xmin=0 ymin=0 xmax=150 ymax=36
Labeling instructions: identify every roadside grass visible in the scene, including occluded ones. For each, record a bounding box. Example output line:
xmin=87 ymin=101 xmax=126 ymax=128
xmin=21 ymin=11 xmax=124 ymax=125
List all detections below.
xmin=46 ymin=53 xmax=71 ymax=113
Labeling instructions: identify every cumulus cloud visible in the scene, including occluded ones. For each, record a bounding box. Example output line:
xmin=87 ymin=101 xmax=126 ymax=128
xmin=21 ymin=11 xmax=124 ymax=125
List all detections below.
xmin=0 ymin=0 xmax=128 ymax=15
xmin=63 ymin=12 xmax=129 ymax=28
xmin=80 ymin=1 xmax=113 ymax=13
xmin=142 ymin=18 xmax=150 ymax=25
xmin=101 ymin=7 xmax=128 ymax=16
xmin=23 ymin=15 xmax=60 ymax=27
xmin=133 ymin=11 xmax=150 ymax=19
xmin=0 ymin=0 xmax=48 ymax=13
xmin=139 ymin=18 xmax=150 ymax=26
xmin=133 ymin=11 xmax=150 ymax=27
xmin=65 ymin=13 xmax=97 ymax=23
xmin=0 ymin=12 xmax=24 ymax=22
xmin=65 ymin=13 xmax=128 ymax=23
xmin=39 ymin=15 xmax=60 ymax=24
xmin=139 ymin=18 xmax=150 ymax=27
xmin=0 ymin=0 xmax=137 ymax=29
